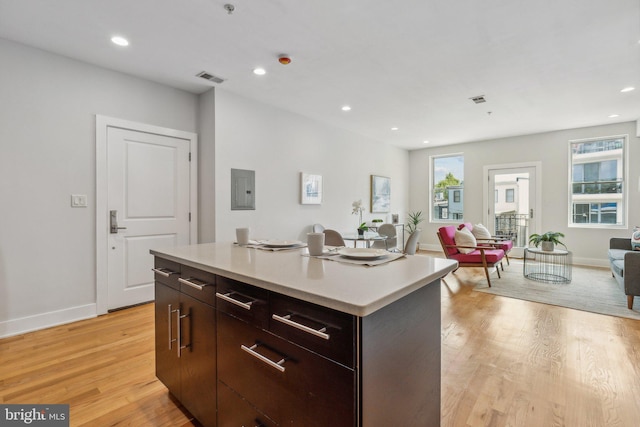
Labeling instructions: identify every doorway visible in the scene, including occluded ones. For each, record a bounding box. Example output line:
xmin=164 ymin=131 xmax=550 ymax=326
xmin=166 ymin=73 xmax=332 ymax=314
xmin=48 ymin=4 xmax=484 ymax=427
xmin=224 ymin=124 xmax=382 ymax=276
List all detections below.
xmin=96 ymin=116 xmax=198 ymax=314
xmin=484 ymin=163 xmax=541 ymax=258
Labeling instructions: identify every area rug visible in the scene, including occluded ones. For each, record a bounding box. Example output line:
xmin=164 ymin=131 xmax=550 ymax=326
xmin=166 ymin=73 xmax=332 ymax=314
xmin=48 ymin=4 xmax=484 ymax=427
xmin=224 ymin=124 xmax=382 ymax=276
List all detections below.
xmin=463 ymin=260 xmax=640 ymax=321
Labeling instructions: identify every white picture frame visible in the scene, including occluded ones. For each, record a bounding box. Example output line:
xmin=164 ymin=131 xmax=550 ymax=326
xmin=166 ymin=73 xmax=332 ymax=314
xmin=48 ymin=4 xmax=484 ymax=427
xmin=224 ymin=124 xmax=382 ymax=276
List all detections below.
xmin=301 ymin=173 xmax=323 ymax=204
xmin=371 ymin=175 xmax=391 ymax=213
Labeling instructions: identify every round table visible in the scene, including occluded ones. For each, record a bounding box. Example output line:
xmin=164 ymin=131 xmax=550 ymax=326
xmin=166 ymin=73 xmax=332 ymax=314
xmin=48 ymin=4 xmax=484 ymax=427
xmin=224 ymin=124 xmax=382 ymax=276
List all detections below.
xmin=341 ymin=232 xmax=387 ymax=248
xmin=523 ymin=247 xmax=572 ymax=284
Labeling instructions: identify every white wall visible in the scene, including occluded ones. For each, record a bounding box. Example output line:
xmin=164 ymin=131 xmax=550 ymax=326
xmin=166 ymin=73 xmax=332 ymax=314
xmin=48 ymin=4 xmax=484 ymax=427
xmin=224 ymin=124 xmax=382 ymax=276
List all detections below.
xmin=0 ymin=39 xmax=408 ymax=337
xmin=410 ymin=121 xmax=640 ymax=266
xmin=0 ymin=39 xmax=199 ymax=336
xmin=197 ymin=89 xmax=216 ymax=243
xmin=214 ymin=89 xmax=409 ymax=243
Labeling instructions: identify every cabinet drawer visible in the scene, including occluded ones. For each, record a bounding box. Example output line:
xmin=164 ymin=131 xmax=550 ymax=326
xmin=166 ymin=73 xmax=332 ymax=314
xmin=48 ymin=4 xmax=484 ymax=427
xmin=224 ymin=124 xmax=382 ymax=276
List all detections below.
xmin=218 ymin=382 xmax=277 ymax=427
xmin=270 ymin=294 xmax=355 ymax=368
xmin=153 ymin=258 xmax=181 ymax=290
xmin=179 ymin=266 xmax=216 ymax=306
xmin=218 ymin=312 xmax=356 ymax=427
xmin=216 ymin=276 xmax=269 ymax=329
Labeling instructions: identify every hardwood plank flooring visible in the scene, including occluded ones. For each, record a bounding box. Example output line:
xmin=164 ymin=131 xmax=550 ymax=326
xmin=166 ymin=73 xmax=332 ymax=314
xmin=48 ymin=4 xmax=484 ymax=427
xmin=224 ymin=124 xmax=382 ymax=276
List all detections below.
xmin=1 ymin=258 xmax=640 ymax=426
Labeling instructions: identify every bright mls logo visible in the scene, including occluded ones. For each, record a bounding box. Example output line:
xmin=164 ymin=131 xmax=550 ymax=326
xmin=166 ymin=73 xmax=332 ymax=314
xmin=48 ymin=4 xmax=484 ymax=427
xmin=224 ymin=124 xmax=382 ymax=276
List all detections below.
xmin=1 ymin=405 xmax=69 ymax=426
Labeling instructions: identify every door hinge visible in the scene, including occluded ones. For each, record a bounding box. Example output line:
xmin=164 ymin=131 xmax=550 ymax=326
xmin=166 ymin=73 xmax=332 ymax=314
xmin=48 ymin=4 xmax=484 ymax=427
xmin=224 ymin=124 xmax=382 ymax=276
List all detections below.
xmin=189 ymin=212 xmax=191 ymax=222
xmin=189 ymin=152 xmax=191 ymax=161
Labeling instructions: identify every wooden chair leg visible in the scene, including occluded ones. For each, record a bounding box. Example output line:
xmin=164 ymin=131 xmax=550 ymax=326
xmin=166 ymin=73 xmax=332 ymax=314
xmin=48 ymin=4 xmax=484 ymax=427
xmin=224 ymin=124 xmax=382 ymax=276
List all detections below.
xmin=495 ymin=265 xmax=501 ymax=278
xmin=504 ymin=252 xmax=510 ymax=265
xmin=484 ymin=267 xmax=492 ymax=287
xmin=628 ymin=295 xmax=634 ymax=309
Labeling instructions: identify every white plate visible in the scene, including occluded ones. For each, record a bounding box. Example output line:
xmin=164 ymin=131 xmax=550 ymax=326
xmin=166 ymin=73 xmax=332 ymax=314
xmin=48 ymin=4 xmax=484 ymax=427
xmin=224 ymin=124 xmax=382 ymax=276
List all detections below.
xmin=337 ymin=248 xmax=388 ymax=260
xmin=262 ymin=240 xmax=303 ymax=248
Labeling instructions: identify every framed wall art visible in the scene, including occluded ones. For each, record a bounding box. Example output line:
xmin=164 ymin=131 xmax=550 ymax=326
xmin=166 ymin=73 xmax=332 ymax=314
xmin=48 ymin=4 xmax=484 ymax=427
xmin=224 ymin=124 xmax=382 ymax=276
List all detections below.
xmin=301 ymin=173 xmax=323 ymax=205
xmin=371 ymin=175 xmax=390 ymax=213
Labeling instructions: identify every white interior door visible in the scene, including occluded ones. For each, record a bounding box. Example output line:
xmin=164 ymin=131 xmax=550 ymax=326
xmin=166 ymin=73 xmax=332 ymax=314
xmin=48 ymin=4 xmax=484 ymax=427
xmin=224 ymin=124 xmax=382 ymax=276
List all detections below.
xmin=486 ymin=164 xmax=540 ymax=258
xmin=106 ymin=127 xmax=191 ymax=310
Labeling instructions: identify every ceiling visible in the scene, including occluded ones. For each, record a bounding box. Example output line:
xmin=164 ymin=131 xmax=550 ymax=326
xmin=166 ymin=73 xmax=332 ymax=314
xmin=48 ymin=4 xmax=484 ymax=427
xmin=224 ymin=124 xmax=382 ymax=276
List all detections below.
xmin=1 ymin=0 xmax=639 ymax=149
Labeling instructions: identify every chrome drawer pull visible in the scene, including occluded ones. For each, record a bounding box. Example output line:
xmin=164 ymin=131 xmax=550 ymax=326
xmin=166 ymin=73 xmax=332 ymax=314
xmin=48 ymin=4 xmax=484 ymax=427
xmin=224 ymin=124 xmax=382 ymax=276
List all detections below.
xmin=216 ymin=292 xmax=253 ymax=310
xmin=152 ymin=267 xmax=178 ymax=277
xmin=178 ymin=277 xmax=211 ymax=291
xmin=241 ymin=344 xmax=286 ymax=372
xmin=272 ymin=314 xmax=330 ymax=340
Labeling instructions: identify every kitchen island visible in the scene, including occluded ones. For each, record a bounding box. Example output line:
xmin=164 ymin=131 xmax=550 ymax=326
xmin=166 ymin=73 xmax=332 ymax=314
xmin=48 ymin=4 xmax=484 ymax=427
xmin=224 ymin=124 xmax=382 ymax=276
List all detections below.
xmin=151 ymin=242 xmax=457 ymax=427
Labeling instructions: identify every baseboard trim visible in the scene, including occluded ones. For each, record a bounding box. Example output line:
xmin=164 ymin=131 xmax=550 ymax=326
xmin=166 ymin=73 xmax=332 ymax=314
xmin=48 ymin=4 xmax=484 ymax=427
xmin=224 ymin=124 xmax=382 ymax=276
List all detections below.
xmin=0 ymin=304 xmax=97 ymax=339
xmin=417 ymin=244 xmax=609 ymax=268
xmin=418 ymin=243 xmax=442 ymax=252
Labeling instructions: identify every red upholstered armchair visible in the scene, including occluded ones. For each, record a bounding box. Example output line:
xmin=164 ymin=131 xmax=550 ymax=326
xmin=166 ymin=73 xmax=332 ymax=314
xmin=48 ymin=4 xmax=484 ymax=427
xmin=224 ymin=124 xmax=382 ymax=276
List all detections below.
xmin=436 ymin=225 xmax=505 ymax=287
xmin=458 ymin=223 xmax=514 ymax=265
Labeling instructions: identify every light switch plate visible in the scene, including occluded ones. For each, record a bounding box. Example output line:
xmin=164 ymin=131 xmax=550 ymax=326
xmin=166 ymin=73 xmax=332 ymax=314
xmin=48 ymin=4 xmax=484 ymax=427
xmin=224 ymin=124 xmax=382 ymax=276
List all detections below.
xmin=71 ymin=194 xmax=88 ymax=207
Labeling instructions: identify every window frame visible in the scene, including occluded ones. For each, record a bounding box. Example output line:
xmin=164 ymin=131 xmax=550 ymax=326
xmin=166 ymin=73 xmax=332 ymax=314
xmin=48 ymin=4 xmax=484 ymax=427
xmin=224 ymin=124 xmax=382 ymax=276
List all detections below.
xmin=568 ymin=134 xmax=628 ymax=229
xmin=505 ymin=188 xmax=514 ymax=203
xmin=430 ymin=153 xmax=464 ymax=223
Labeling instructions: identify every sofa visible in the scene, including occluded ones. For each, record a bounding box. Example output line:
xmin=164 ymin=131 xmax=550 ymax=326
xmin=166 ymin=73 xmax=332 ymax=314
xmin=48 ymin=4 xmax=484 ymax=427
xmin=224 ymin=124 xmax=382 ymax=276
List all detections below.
xmin=608 ymin=238 xmax=640 ymax=309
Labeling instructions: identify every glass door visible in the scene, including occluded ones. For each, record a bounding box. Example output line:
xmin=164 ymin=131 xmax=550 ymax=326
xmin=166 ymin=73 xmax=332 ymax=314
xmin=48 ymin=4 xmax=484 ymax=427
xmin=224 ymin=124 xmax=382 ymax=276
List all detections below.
xmin=487 ymin=166 xmax=537 ymax=258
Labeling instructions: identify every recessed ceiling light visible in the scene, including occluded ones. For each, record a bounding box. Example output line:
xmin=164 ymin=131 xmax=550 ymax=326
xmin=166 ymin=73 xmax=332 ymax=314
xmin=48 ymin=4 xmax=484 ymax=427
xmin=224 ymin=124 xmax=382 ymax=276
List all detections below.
xmin=391 ymin=127 xmax=399 ymax=131
xmin=341 ymin=106 xmax=351 ymax=111
xmin=621 ymin=87 xmax=635 ymax=93
xmin=608 ymin=114 xmax=620 ymax=118
xmin=423 ymin=140 xmax=430 ymax=144
xmin=253 ymin=68 xmax=266 ymax=75
xmin=111 ymin=36 xmax=129 ymax=46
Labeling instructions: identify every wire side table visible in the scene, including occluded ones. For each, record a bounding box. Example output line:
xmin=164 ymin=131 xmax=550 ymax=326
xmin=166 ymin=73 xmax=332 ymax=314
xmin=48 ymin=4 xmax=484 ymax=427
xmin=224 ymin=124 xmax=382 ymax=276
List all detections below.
xmin=523 ymin=248 xmax=572 ymax=284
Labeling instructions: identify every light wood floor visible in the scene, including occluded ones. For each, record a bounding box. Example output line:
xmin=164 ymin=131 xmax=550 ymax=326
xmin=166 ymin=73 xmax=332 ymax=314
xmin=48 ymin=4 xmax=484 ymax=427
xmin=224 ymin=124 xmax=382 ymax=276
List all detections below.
xmin=2 ymin=261 xmax=640 ymax=426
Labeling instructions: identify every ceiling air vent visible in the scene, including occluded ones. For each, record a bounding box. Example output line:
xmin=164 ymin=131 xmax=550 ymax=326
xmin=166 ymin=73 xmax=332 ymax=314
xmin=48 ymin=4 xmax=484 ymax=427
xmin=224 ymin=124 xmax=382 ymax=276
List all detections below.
xmin=470 ymin=95 xmax=486 ymax=104
xmin=196 ymin=71 xmax=225 ymax=84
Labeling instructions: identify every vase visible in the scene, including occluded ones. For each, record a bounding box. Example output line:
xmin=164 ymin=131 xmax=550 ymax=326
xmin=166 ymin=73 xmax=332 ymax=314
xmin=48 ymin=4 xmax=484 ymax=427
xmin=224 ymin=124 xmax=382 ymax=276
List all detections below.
xmin=541 ymin=241 xmax=554 ymax=251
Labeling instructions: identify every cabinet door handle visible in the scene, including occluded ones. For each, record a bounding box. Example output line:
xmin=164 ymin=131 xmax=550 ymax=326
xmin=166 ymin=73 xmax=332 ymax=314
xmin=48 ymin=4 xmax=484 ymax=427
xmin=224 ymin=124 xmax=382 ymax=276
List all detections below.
xmin=241 ymin=344 xmax=286 ymax=372
xmin=178 ymin=277 xmax=211 ymax=291
xmin=272 ymin=314 xmax=330 ymax=340
xmin=152 ymin=267 xmax=178 ymax=277
xmin=168 ymin=304 xmax=175 ymax=350
xmin=216 ymin=292 xmax=254 ymax=310
xmin=176 ymin=308 xmax=189 ymax=358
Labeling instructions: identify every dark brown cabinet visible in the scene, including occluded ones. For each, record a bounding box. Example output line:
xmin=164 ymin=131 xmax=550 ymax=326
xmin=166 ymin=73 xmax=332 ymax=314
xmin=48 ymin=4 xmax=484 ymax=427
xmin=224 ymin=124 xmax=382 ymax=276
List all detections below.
xmin=154 ymin=260 xmax=217 ymax=427
xmin=216 ymin=277 xmax=356 ymax=427
xmin=217 ymin=382 xmax=277 ymax=427
xmin=153 ymin=252 xmax=442 ymax=427
xmin=218 ymin=311 xmax=355 ymax=426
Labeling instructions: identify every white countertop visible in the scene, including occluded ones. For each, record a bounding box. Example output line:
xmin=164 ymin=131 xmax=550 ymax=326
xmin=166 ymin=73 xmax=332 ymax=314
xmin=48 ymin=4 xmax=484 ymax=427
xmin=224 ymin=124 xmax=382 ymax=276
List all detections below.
xmin=151 ymin=243 xmax=458 ymax=317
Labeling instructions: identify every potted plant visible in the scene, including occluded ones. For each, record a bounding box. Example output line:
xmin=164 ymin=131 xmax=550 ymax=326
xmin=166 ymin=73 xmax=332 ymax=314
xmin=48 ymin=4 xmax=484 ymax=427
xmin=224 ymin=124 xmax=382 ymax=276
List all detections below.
xmin=352 ymin=200 xmax=366 ymax=235
xmin=371 ymin=218 xmax=383 ymax=229
xmin=358 ymin=222 xmax=369 ymax=236
xmin=528 ymin=231 xmax=566 ymax=251
xmin=405 ymin=211 xmax=424 ymax=234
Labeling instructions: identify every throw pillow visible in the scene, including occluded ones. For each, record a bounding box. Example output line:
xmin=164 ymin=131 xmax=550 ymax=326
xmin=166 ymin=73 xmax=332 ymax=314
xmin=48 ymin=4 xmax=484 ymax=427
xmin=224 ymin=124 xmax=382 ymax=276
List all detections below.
xmin=454 ymin=227 xmax=477 ymax=254
xmin=471 ymin=223 xmax=492 ymax=240
xmin=632 ymin=226 xmax=640 ymax=251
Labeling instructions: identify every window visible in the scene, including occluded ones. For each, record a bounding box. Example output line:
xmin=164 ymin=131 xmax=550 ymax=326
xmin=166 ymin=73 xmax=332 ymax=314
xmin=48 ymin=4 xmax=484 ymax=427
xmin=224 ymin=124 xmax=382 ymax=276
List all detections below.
xmin=505 ymin=188 xmax=514 ymax=203
xmin=431 ymin=154 xmax=464 ymax=221
xmin=569 ymin=136 xmax=626 ymax=227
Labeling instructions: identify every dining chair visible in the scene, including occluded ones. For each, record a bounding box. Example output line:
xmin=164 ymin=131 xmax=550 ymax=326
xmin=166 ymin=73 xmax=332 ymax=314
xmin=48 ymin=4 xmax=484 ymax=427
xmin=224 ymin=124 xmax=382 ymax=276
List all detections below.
xmin=312 ymin=223 xmax=325 ymax=233
xmin=370 ymin=224 xmax=397 ymax=251
xmin=323 ymin=229 xmax=346 ymax=247
xmin=404 ymin=230 xmax=421 ymax=255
